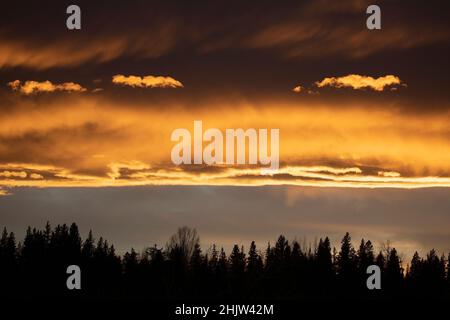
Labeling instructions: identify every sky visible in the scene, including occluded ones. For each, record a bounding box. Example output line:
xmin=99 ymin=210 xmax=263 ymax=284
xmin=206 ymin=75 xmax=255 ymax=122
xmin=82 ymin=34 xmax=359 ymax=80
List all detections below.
xmin=0 ymin=1 xmax=449 ymax=259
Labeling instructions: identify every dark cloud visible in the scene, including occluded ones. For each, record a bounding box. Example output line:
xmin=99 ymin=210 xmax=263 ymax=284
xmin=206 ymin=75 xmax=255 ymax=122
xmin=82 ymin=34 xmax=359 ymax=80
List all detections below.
xmin=0 ymin=0 xmax=448 ymax=111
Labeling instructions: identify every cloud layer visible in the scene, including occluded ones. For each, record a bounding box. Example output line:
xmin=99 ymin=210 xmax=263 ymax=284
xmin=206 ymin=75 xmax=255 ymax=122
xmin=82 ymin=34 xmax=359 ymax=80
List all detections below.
xmin=1 ymin=96 xmax=450 ymax=193
xmin=0 ymin=1 xmax=448 ymax=70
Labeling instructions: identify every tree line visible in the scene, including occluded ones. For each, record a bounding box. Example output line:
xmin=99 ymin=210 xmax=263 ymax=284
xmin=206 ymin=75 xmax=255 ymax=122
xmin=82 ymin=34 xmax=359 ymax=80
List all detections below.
xmin=0 ymin=223 xmax=449 ymax=299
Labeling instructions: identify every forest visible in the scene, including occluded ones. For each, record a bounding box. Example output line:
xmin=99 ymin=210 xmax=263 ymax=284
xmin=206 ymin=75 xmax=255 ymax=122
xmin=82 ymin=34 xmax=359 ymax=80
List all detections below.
xmin=0 ymin=222 xmax=449 ymax=300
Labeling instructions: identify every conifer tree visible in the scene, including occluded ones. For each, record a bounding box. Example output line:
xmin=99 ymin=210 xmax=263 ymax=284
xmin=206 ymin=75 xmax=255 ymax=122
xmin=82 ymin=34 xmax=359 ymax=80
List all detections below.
xmin=247 ymin=241 xmax=263 ymax=275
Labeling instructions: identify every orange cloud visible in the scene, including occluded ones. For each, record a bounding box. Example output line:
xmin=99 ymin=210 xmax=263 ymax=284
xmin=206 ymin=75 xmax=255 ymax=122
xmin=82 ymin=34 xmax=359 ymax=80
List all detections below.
xmin=8 ymin=80 xmax=87 ymax=95
xmin=292 ymin=85 xmax=319 ymax=95
xmin=0 ymin=170 xmax=27 ymax=178
xmin=292 ymin=85 xmax=303 ymax=93
xmin=112 ymin=75 xmax=183 ymax=88
xmin=315 ymin=74 xmax=402 ymax=91
xmin=1 ymin=97 xmax=450 ymax=193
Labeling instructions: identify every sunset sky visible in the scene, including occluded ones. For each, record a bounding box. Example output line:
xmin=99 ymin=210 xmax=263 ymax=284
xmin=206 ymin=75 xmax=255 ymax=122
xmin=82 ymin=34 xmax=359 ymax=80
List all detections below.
xmin=1 ymin=1 xmax=449 ymax=258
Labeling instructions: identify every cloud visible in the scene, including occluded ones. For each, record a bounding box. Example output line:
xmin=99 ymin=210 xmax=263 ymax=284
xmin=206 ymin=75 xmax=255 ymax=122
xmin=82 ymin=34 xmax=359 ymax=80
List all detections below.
xmin=315 ymin=74 xmax=402 ymax=91
xmin=8 ymin=80 xmax=87 ymax=95
xmin=292 ymin=85 xmax=319 ymax=95
xmin=0 ymin=2 xmax=447 ymax=71
xmin=0 ymin=170 xmax=27 ymax=178
xmin=378 ymin=171 xmax=401 ymax=178
xmin=0 ymin=22 xmax=177 ymax=70
xmin=0 ymin=170 xmax=43 ymax=180
xmin=246 ymin=1 xmax=450 ymax=60
xmin=1 ymin=96 xmax=450 ymax=191
xmin=112 ymin=75 xmax=183 ymax=89
xmin=292 ymin=85 xmax=303 ymax=93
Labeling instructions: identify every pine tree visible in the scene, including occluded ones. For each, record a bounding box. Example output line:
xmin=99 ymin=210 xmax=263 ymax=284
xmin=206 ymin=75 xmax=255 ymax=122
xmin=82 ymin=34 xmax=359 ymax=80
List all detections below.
xmin=386 ymin=248 xmax=403 ymax=290
xmin=447 ymin=253 xmax=450 ymax=284
xmin=44 ymin=221 xmax=51 ymax=245
xmin=274 ymin=235 xmax=289 ymax=264
xmin=408 ymin=251 xmax=422 ymax=280
xmin=69 ymin=223 xmax=81 ymax=248
xmin=217 ymin=247 xmax=228 ymax=275
xmin=0 ymin=227 xmax=8 ymax=252
xmin=247 ymin=241 xmax=262 ymax=275
xmin=336 ymin=232 xmax=358 ymax=292
xmin=291 ymin=241 xmax=302 ymax=260
xmin=229 ymin=245 xmax=245 ymax=275
xmin=265 ymin=242 xmax=274 ymax=271
xmin=315 ymin=237 xmax=333 ymax=292
xmin=337 ymin=233 xmax=356 ymax=276
xmin=375 ymin=251 xmax=385 ymax=269
xmin=357 ymin=239 xmax=375 ymax=276
xmin=82 ymin=230 xmax=95 ymax=259
xmin=0 ymin=228 xmax=16 ymax=266
xmin=209 ymin=244 xmax=218 ymax=273
xmin=190 ymin=242 xmax=203 ymax=271
xmin=316 ymin=237 xmax=333 ymax=275
xmin=124 ymin=248 xmax=139 ymax=273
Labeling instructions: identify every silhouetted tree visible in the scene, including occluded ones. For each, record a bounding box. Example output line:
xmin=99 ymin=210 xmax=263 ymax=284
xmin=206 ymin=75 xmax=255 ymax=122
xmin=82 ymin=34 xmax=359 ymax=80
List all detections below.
xmin=447 ymin=253 xmax=450 ymax=285
xmin=336 ymin=232 xmax=357 ymax=292
xmin=1 ymin=223 xmax=449 ymax=300
xmin=208 ymin=244 xmax=218 ymax=274
xmin=246 ymin=241 xmax=262 ymax=274
xmin=229 ymin=245 xmax=245 ymax=276
xmin=356 ymin=239 xmax=375 ymax=291
xmin=407 ymin=251 xmax=423 ymax=284
xmin=357 ymin=239 xmax=375 ymax=271
xmin=0 ymin=228 xmax=17 ymax=294
xmin=417 ymin=249 xmax=447 ymax=295
xmin=385 ymin=248 xmax=403 ymax=291
xmin=81 ymin=231 xmax=95 ymax=259
xmin=167 ymin=226 xmax=199 ymax=266
xmin=217 ymin=247 xmax=228 ymax=276
xmin=214 ymin=247 xmax=229 ymax=296
xmin=316 ymin=237 xmax=333 ymax=291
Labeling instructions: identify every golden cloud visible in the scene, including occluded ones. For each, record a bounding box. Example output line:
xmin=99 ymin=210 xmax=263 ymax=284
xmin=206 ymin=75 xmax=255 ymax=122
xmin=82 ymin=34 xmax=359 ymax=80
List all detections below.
xmin=315 ymin=74 xmax=402 ymax=91
xmin=292 ymin=85 xmax=319 ymax=95
xmin=8 ymin=80 xmax=87 ymax=95
xmin=292 ymin=85 xmax=303 ymax=93
xmin=0 ymin=95 xmax=450 ymax=194
xmin=0 ymin=170 xmax=43 ymax=180
xmin=112 ymin=74 xmax=183 ymax=88
xmin=2 ymin=162 xmax=450 ymax=192
xmin=0 ymin=170 xmax=27 ymax=178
